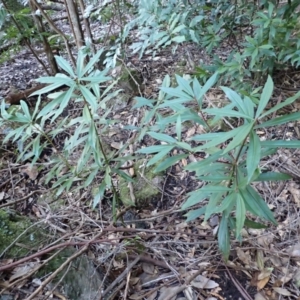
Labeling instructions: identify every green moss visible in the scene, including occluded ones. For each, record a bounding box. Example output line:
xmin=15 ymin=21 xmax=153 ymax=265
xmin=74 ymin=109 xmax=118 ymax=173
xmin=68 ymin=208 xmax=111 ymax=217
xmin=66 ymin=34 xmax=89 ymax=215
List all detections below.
xmin=0 ymin=209 xmax=46 ymax=258
xmin=119 ymin=160 xmax=163 ymax=208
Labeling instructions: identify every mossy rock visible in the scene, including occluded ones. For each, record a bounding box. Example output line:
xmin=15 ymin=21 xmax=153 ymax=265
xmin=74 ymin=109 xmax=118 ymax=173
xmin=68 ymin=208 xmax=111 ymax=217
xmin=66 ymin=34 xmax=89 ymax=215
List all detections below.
xmin=119 ymin=159 xmax=164 ymax=208
xmin=0 ymin=209 xmax=46 ymax=258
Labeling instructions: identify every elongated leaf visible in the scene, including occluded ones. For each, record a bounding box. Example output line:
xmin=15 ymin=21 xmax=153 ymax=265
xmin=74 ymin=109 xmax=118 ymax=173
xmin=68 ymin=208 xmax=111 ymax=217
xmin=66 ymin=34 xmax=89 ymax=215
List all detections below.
xmin=218 ymin=215 xmax=230 ymax=260
xmin=255 ymin=172 xmax=291 ymax=181
xmin=81 ymin=49 xmax=104 ymax=77
xmin=20 ymin=100 xmax=31 ymax=120
xmin=185 ymin=150 xmax=222 ymax=171
xmin=155 ymin=154 xmax=188 ymax=172
xmin=185 ymin=207 xmax=206 ymax=222
xmin=176 ymin=114 xmax=182 ymax=142
xmin=196 ymin=127 xmax=242 ymax=150
xmin=147 ymin=146 xmax=175 ymax=167
xmin=256 ymin=112 xmax=300 ymax=128
xmin=244 ymin=219 xmax=268 ymax=229
xmin=246 ymin=131 xmax=261 ymax=183
xmin=256 ymin=75 xmax=273 ymax=118
xmin=214 ymin=193 xmax=236 ymax=214
xmin=236 ymin=194 xmax=246 ymax=238
xmin=205 ymin=192 xmax=224 ymax=221
xmin=176 ymin=75 xmax=193 ymax=96
xmin=137 ymin=145 xmax=174 ymax=154
xmin=55 ymin=55 xmax=76 ymax=78
xmin=148 ymin=131 xmax=177 ymax=143
xmin=204 ymin=108 xmax=252 ymax=119
xmin=221 ymin=87 xmax=246 ymax=114
xmin=182 ymin=189 xmax=211 ymax=209
xmin=223 ymin=123 xmax=253 ymax=154
xmin=196 ymin=72 xmax=218 ymax=105
xmin=241 ymin=186 xmax=277 ymax=224
xmin=261 ymin=140 xmax=300 ymax=148
xmin=260 ymin=91 xmax=300 ymax=119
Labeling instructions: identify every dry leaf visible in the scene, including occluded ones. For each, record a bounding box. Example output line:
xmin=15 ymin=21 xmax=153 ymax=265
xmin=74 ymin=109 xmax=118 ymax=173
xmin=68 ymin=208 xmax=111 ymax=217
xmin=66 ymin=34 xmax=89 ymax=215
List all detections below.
xmin=158 ymin=286 xmax=178 ymax=300
xmin=287 ymin=243 xmax=300 ymax=257
xmin=22 ymin=163 xmax=38 ymax=180
xmin=257 ymin=276 xmax=270 ymax=290
xmin=142 ymin=262 xmax=155 ymax=274
xmin=191 ymin=274 xmax=219 ymax=289
xmin=237 ymin=247 xmax=251 ymax=265
xmin=273 ymin=287 xmax=292 ymax=296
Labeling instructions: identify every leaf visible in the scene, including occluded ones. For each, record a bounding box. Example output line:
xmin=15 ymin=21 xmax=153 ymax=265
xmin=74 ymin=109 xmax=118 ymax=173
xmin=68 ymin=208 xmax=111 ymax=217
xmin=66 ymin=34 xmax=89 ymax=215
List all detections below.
xmin=154 ymin=154 xmax=188 ymax=172
xmin=182 ymin=189 xmax=212 ymax=209
xmin=261 ymin=140 xmax=300 ymax=148
xmin=235 ymin=194 xmax=246 ymax=238
xmin=244 ymin=218 xmax=267 ymax=229
xmin=259 ymin=91 xmax=300 ymax=119
xmin=147 ymin=146 xmax=175 ymax=167
xmin=55 ymin=55 xmax=76 ymax=78
xmin=185 ymin=207 xmax=206 ymax=222
xmin=218 ymin=215 xmax=230 ymax=260
xmin=195 ymin=72 xmax=218 ymax=105
xmin=223 ymin=122 xmax=253 ymax=154
xmin=176 ymin=75 xmax=193 ymax=96
xmin=221 ymin=87 xmax=247 ymax=114
xmin=246 ymin=131 xmax=261 ymax=183
xmin=137 ymin=144 xmax=174 ymax=154
xmin=194 ymin=127 xmax=242 ymax=150
xmin=203 ymin=108 xmax=252 ymax=119
xmin=148 ymin=132 xmax=177 ymax=143
xmin=171 ymin=35 xmax=186 ymax=43
xmin=255 ymin=172 xmax=291 ymax=181
xmin=204 ymin=192 xmax=224 ymax=221
xmin=256 ymin=112 xmax=300 ymax=128
xmin=241 ymin=186 xmax=277 ymax=224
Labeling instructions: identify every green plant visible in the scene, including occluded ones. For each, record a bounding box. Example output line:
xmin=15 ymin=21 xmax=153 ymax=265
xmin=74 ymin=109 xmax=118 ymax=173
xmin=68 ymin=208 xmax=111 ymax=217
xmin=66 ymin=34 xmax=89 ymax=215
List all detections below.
xmin=136 ymin=73 xmax=300 ymax=258
xmin=0 ymin=49 xmax=134 ymax=213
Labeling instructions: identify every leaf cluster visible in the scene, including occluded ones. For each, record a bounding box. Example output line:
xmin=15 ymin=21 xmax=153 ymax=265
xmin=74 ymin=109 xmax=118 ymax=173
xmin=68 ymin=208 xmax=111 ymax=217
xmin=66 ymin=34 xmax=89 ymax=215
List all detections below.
xmin=135 ymin=73 xmax=300 ymax=258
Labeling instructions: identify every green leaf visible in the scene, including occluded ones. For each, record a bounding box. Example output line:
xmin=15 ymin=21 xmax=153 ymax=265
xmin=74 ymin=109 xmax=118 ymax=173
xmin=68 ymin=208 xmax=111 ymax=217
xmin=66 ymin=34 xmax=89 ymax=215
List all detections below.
xmin=255 ymin=172 xmax=291 ymax=181
xmin=261 ymin=140 xmax=300 ymax=148
xmin=218 ymin=215 xmax=230 ymax=260
xmin=80 ymin=85 xmax=97 ymax=112
xmin=256 ymin=112 xmax=300 ymax=128
xmin=81 ymin=49 xmax=104 ymax=77
xmin=235 ymin=194 xmax=246 ymax=238
xmin=147 ymin=146 xmax=175 ymax=167
xmin=55 ymin=55 xmax=76 ymax=78
xmin=259 ymin=91 xmax=300 ymax=119
xmin=205 ymin=192 xmax=224 ymax=221
xmin=93 ymin=181 xmax=106 ymax=208
xmin=148 ymin=132 xmax=177 ymax=143
xmin=193 ymin=127 xmax=242 ymax=150
xmin=137 ymin=145 xmax=174 ymax=154
xmin=223 ymin=122 xmax=253 ymax=154
xmin=214 ymin=193 xmax=236 ymax=214
xmin=182 ymin=189 xmax=211 ymax=209
xmin=203 ymin=108 xmax=253 ymax=120
xmin=244 ymin=218 xmax=268 ymax=229
xmin=176 ymin=115 xmax=182 ymax=142
xmin=195 ymin=72 xmax=218 ymax=105
xmin=20 ymin=100 xmax=31 ymax=120
xmin=185 ymin=207 xmax=206 ymax=222
xmin=171 ymin=36 xmax=186 ymax=43
xmin=255 ymin=75 xmax=274 ymax=119
xmin=221 ymin=87 xmax=247 ymax=114
xmin=246 ymin=131 xmax=261 ymax=183
xmin=241 ymin=186 xmax=277 ymax=224
xmin=154 ymin=154 xmax=188 ymax=172
xmin=176 ymin=75 xmax=193 ymax=96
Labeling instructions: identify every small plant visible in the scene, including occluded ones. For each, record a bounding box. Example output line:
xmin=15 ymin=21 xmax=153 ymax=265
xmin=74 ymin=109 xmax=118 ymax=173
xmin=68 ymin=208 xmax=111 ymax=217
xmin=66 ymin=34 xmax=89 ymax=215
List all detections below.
xmin=0 ymin=49 xmax=133 ymax=213
xmin=136 ymin=73 xmax=300 ymax=258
